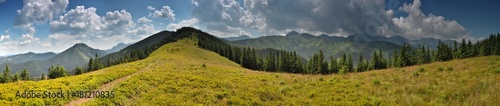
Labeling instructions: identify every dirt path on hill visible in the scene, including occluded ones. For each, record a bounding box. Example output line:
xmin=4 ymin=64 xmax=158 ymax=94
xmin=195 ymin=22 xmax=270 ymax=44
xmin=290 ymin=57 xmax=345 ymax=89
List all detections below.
xmin=65 ymin=60 xmax=157 ymax=106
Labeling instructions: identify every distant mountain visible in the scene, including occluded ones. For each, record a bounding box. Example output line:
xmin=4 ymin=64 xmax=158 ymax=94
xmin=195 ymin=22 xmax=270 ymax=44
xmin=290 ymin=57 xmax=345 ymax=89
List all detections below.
xmin=231 ymin=32 xmax=402 ymax=63
xmin=105 ymin=43 xmax=131 ymax=53
xmin=101 ymin=31 xmax=173 ymax=62
xmin=346 ymin=34 xmax=457 ymax=49
xmin=0 ymin=52 xmax=56 ymax=64
xmin=0 ymin=43 xmax=107 ymax=78
xmin=223 ymin=35 xmax=252 ymax=41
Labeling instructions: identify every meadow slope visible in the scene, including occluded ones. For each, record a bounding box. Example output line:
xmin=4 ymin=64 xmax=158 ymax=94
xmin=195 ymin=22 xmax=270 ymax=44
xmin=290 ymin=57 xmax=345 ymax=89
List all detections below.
xmin=0 ymin=37 xmax=499 ymax=105
xmin=89 ymin=37 xmax=499 ymax=105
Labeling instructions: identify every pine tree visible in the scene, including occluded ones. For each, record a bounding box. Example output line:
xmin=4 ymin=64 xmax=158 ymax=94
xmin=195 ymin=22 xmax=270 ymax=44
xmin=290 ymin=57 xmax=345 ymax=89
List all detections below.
xmin=20 ymin=68 xmax=30 ymax=80
xmin=316 ymin=50 xmax=328 ymax=74
xmin=356 ymin=53 xmax=366 ymax=72
xmin=13 ymin=73 xmax=19 ymax=82
xmin=40 ymin=73 xmax=46 ymax=80
xmin=74 ymin=66 xmax=84 ymax=75
xmin=329 ymin=56 xmax=338 ymax=73
xmin=346 ymin=54 xmax=353 ymax=73
xmin=459 ymin=39 xmax=467 ymax=58
xmin=88 ymin=58 xmax=94 ymax=72
xmin=2 ymin=65 xmax=10 ymax=83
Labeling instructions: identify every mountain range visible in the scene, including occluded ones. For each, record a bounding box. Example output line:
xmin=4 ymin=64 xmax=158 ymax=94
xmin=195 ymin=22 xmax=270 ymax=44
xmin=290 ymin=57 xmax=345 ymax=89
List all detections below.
xmin=0 ymin=29 xmax=461 ymax=77
xmin=0 ymin=52 xmax=56 ymax=64
xmin=105 ymin=43 xmax=131 ymax=53
xmin=231 ymin=32 xmax=402 ymax=63
xmin=222 ymin=35 xmax=252 ymax=41
xmin=0 ymin=43 xmax=108 ymax=78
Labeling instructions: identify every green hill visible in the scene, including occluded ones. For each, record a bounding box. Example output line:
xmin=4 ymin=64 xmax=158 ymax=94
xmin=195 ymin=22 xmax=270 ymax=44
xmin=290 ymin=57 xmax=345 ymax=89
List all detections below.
xmin=0 ymin=33 xmax=499 ymax=105
xmin=0 ymin=43 xmax=107 ymax=78
xmin=231 ymin=32 xmax=402 ymax=62
xmin=0 ymin=52 xmax=56 ymax=64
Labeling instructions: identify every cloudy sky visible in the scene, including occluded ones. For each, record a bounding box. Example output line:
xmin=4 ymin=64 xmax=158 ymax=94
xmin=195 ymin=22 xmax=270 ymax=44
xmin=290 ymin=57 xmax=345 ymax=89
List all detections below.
xmin=0 ymin=0 xmax=499 ymax=56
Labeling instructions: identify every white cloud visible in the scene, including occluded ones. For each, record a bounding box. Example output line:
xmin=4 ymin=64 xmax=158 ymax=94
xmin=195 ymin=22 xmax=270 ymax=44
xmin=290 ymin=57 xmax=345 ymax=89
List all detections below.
xmin=137 ymin=16 xmax=152 ymax=24
xmin=14 ymin=0 xmax=69 ymax=34
xmin=166 ymin=18 xmax=199 ymax=30
xmin=0 ymin=0 xmax=6 ymax=3
xmin=50 ymin=6 xmax=104 ymax=34
xmin=189 ymin=0 xmax=198 ymax=6
xmin=19 ymin=34 xmax=39 ymax=46
xmin=103 ymin=9 xmax=135 ymax=35
xmin=191 ymin=0 xmax=468 ymax=40
xmin=146 ymin=6 xmax=155 ymax=10
xmin=149 ymin=6 xmax=175 ymax=20
xmin=392 ymin=0 xmax=469 ymax=40
xmin=48 ymin=5 xmax=156 ymax=50
xmin=0 ymin=35 xmax=9 ymax=42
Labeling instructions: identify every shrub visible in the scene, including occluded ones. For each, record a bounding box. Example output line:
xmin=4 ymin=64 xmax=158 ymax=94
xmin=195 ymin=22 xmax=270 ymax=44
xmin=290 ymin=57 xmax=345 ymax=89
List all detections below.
xmin=319 ymin=77 xmax=324 ymax=81
xmin=438 ymin=67 xmax=444 ymax=71
xmin=279 ymin=81 xmax=286 ymax=85
xmin=418 ymin=67 xmax=425 ymax=72
xmin=495 ymin=69 xmax=500 ymax=74
xmin=202 ymin=64 xmax=206 ymax=68
xmin=373 ymin=80 xmax=381 ymax=86
xmin=413 ymin=72 xmax=420 ymax=77
xmin=446 ymin=67 xmax=453 ymax=71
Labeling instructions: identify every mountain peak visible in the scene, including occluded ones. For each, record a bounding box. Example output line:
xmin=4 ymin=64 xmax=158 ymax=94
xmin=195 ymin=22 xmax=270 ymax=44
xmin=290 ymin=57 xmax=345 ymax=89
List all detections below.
xmin=73 ymin=43 xmax=89 ymax=47
xmin=286 ymin=31 xmax=299 ymax=36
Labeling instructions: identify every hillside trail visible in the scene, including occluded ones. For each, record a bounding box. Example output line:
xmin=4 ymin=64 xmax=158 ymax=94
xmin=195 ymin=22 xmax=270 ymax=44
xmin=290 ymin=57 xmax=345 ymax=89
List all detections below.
xmin=65 ymin=59 xmax=160 ymax=106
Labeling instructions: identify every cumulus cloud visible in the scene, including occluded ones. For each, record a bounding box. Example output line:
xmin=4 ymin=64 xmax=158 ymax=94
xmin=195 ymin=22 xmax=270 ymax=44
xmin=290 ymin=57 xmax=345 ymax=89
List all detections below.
xmin=14 ymin=0 xmax=69 ymax=34
xmin=146 ymin=6 xmax=155 ymax=11
xmin=0 ymin=35 xmax=9 ymax=42
xmin=137 ymin=16 xmax=152 ymax=24
xmin=50 ymin=6 xmax=104 ymax=35
xmin=189 ymin=0 xmax=198 ymax=6
xmin=148 ymin=6 xmax=175 ymax=20
xmin=166 ymin=18 xmax=199 ymax=30
xmin=191 ymin=0 xmax=468 ymax=40
xmin=48 ymin=5 xmax=156 ymax=50
xmin=392 ymin=0 xmax=469 ymax=40
xmin=103 ymin=9 xmax=135 ymax=35
xmin=192 ymin=0 xmax=399 ymax=37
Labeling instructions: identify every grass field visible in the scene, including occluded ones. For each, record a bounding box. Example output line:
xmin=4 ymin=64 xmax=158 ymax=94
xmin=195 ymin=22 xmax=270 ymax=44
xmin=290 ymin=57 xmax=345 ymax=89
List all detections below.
xmin=1 ymin=36 xmax=499 ymax=105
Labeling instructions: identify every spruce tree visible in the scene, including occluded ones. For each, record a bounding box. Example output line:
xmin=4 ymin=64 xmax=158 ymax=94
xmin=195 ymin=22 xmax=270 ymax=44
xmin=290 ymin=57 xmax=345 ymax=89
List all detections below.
xmin=20 ymin=68 xmax=30 ymax=80
xmin=3 ymin=65 xmax=10 ymax=83
xmin=329 ymin=56 xmax=338 ymax=73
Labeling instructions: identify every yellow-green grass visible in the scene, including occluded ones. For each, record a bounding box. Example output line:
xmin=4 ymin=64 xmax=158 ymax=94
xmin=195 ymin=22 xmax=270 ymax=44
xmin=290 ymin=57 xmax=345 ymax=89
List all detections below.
xmin=0 ymin=53 xmax=154 ymax=105
xmin=86 ymin=37 xmax=500 ymax=105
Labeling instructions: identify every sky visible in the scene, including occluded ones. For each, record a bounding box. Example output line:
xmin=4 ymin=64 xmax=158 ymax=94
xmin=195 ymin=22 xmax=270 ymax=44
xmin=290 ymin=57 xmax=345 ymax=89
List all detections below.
xmin=0 ymin=0 xmax=499 ymax=56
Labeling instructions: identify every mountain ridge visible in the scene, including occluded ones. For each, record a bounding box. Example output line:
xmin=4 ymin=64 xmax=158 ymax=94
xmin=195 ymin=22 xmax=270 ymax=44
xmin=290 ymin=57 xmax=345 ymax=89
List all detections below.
xmin=0 ymin=43 xmax=107 ymax=78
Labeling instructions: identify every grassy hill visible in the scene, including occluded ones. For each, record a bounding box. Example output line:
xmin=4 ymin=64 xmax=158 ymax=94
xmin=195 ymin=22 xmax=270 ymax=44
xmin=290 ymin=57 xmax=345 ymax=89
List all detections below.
xmin=0 ymin=43 xmax=107 ymax=78
xmin=231 ymin=33 xmax=402 ymax=62
xmin=0 ymin=36 xmax=499 ymax=105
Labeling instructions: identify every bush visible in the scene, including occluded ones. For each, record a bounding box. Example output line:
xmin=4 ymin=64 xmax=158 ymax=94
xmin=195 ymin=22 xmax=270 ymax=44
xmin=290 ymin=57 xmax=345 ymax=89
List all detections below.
xmin=48 ymin=65 xmax=68 ymax=79
xmin=438 ymin=67 xmax=444 ymax=71
xmin=446 ymin=67 xmax=453 ymax=71
xmin=418 ymin=67 xmax=425 ymax=72
xmin=495 ymin=69 xmax=500 ymax=74
xmin=413 ymin=72 xmax=420 ymax=77
xmin=373 ymin=80 xmax=381 ymax=86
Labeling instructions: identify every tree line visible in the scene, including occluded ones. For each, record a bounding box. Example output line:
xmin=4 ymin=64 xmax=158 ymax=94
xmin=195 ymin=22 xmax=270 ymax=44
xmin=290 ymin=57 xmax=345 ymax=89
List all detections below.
xmin=199 ymin=33 xmax=500 ymax=74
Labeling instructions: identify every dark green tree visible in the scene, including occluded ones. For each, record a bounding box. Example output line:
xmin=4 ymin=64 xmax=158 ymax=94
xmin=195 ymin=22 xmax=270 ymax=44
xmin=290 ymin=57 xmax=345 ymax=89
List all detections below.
xmin=74 ymin=66 xmax=84 ymax=75
xmin=20 ymin=68 xmax=30 ymax=80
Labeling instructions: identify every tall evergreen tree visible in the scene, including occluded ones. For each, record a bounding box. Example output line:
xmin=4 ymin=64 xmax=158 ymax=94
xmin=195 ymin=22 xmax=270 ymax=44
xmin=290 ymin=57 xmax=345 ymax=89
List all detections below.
xmin=74 ymin=66 xmax=84 ymax=75
xmin=20 ymin=68 xmax=30 ymax=80
xmin=329 ymin=56 xmax=338 ymax=73
xmin=2 ymin=65 xmax=10 ymax=83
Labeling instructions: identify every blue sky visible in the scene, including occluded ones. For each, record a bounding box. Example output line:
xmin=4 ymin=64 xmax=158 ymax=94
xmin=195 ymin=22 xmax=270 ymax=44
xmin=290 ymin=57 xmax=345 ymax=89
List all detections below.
xmin=0 ymin=0 xmax=499 ymax=56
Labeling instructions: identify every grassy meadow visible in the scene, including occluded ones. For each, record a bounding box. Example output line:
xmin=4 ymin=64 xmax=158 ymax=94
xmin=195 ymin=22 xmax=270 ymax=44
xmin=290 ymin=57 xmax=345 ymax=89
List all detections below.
xmin=1 ymin=37 xmax=499 ymax=105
